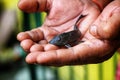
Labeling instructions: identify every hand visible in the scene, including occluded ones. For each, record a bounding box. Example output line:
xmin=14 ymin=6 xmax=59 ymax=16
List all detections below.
xmin=17 ymin=0 xmax=120 ymax=66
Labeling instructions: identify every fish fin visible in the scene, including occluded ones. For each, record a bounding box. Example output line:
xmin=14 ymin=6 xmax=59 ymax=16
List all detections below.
xmin=65 ymin=44 xmax=71 ymax=48
xmin=74 ymin=25 xmax=78 ymax=30
xmin=74 ymin=15 xmax=86 ymax=26
xmin=74 ymin=15 xmax=86 ymax=30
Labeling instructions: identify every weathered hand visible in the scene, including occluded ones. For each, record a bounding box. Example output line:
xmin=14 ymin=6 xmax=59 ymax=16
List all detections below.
xmin=17 ymin=0 xmax=119 ymax=66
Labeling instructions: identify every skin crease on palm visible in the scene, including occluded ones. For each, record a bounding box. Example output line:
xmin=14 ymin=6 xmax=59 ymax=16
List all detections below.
xmin=17 ymin=0 xmax=120 ymax=66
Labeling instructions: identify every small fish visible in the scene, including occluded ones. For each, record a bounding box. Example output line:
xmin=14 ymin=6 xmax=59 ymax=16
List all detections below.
xmin=49 ymin=15 xmax=85 ymax=48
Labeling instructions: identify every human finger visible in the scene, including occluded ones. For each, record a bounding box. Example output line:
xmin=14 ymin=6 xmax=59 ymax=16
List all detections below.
xmin=25 ymin=39 xmax=113 ymax=66
xmin=20 ymin=39 xmax=34 ymax=52
xmin=26 ymin=52 xmax=40 ymax=64
xmin=30 ymin=44 xmax=44 ymax=52
xmin=90 ymin=1 xmax=120 ymax=40
xmin=18 ymin=0 xmax=48 ymax=13
xmin=79 ymin=0 xmax=100 ymax=35
xmin=26 ymin=48 xmax=77 ymax=66
xmin=44 ymin=44 xmax=59 ymax=51
xmin=17 ymin=28 xmax=44 ymax=42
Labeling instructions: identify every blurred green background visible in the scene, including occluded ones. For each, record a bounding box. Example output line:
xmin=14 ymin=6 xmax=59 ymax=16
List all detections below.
xmin=0 ymin=0 xmax=119 ymax=80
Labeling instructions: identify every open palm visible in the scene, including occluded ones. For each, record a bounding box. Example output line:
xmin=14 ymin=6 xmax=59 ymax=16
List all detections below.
xmin=17 ymin=0 xmax=120 ymax=66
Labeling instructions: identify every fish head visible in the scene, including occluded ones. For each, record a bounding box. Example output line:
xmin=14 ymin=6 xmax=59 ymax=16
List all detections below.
xmin=49 ymin=35 xmax=64 ymax=46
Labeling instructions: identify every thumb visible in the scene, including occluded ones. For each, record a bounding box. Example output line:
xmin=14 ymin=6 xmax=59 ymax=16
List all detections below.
xmin=90 ymin=1 xmax=120 ymax=40
xmin=18 ymin=0 xmax=49 ymax=13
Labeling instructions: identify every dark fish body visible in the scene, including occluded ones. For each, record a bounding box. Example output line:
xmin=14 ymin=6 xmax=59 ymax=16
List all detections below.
xmin=49 ymin=26 xmax=81 ymax=47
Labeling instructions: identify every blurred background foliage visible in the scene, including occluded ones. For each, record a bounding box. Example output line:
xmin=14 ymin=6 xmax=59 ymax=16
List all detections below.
xmin=0 ymin=0 xmax=120 ymax=80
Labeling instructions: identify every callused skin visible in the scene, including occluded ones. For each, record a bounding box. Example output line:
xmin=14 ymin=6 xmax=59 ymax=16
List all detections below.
xmin=49 ymin=15 xmax=85 ymax=48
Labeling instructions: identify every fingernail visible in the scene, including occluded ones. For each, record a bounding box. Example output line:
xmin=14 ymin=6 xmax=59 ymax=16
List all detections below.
xmin=90 ymin=25 xmax=97 ymax=36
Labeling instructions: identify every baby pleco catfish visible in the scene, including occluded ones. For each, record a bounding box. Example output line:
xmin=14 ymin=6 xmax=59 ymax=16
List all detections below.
xmin=49 ymin=15 xmax=85 ymax=48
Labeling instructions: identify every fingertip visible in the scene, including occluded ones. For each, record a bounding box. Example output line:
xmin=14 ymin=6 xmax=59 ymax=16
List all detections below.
xmin=44 ymin=44 xmax=59 ymax=51
xmin=36 ymin=51 xmax=57 ymax=64
xmin=26 ymin=52 xmax=39 ymax=64
xmin=36 ymin=52 xmax=47 ymax=64
xmin=26 ymin=54 xmax=33 ymax=64
xmin=18 ymin=0 xmax=37 ymax=13
xmin=17 ymin=32 xmax=31 ymax=41
xmin=38 ymin=40 xmax=48 ymax=44
xmin=20 ymin=39 xmax=34 ymax=51
xmin=18 ymin=0 xmax=28 ymax=11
